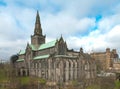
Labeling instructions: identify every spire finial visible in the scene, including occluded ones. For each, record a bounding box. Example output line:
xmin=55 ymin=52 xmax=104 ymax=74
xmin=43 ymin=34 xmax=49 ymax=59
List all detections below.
xmin=59 ymin=34 xmax=64 ymax=41
xmin=37 ymin=10 xmax=39 ymax=14
xmin=60 ymin=34 xmax=63 ymax=39
xmin=80 ymin=47 xmax=83 ymax=53
xmin=34 ymin=10 xmax=42 ymax=35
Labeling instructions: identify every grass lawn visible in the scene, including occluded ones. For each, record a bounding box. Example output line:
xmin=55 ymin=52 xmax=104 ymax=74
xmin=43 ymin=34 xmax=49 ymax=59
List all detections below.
xmin=19 ymin=76 xmax=30 ymax=85
xmin=0 ymin=69 xmax=8 ymax=82
xmin=18 ymin=76 xmax=46 ymax=85
xmin=0 ymin=67 xmax=30 ymax=85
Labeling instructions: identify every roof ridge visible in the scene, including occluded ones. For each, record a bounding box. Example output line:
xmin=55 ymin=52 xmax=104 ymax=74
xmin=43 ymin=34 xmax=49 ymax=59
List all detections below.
xmin=19 ymin=50 xmax=26 ymax=55
xmin=38 ymin=40 xmax=57 ymax=50
xmin=43 ymin=39 xmax=57 ymax=44
xmin=29 ymin=44 xmax=38 ymax=51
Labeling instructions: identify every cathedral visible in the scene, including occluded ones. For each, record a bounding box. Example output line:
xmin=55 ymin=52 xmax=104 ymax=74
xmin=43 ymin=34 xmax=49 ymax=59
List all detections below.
xmin=15 ymin=11 xmax=96 ymax=85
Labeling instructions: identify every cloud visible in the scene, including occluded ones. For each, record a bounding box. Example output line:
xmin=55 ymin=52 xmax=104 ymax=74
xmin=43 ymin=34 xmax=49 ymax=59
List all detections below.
xmin=0 ymin=39 xmax=27 ymax=60
xmin=98 ymin=13 xmax=120 ymax=33
xmin=106 ymin=25 xmax=120 ymax=47
xmin=0 ymin=12 xmax=28 ymax=59
xmin=0 ymin=5 xmax=35 ymax=59
xmin=0 ymin=0 xmax=120 ymax=60
xmin=66 ymin=31 xmax=107 ymax=53
xmin=42 ymin=13 xmax=95 ymax=38
xmin=66 ymin=23 xmax=120 ymax=54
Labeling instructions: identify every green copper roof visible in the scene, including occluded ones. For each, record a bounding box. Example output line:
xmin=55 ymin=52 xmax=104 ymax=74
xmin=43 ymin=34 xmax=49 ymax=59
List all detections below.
xmin=19 ymin=40 xmax=57 ymax=54
xmin=29 ymin=44 xmax=37 ymax=51
xmin=16 ymin=59 xmax=24 ymax=62
xmin=39 ymin=40 xmax=57 ymax=50
xmin=19 ymin=50 xmax=26 ymax=55
xmin=33 ymin=54 xmax=50 ymax=60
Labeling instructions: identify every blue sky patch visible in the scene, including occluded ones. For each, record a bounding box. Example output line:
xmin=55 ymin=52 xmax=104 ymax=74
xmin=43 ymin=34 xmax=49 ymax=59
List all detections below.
xmin=95 ymin=15 xmax=102 ymax=22
xmin=0 ymin=1 xmax=7 ymax=6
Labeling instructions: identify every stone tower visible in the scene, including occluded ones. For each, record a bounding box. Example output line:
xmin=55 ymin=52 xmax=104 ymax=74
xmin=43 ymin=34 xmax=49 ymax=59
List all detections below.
xmin=31 ymin=11 xmax=45 ymax=48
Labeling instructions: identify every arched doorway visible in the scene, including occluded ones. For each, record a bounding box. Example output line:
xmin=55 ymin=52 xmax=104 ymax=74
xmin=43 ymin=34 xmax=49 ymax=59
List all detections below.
xmin=21 ymin=67 xmax=27 ymax=76
xmin=22 ymin=69 xmax=26 ymax=76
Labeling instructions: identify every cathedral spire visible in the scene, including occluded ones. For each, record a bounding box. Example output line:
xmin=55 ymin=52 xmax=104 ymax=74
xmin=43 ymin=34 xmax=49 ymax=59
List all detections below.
xmin=31 ymin=11 xmax=46 ymax=47
xmin=34 ymin=10 xmax=42 ymax=35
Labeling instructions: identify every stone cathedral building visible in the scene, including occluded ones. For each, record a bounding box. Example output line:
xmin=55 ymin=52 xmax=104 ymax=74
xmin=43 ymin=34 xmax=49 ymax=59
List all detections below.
xmin=15 ymin=11 xmax=96 ymax=85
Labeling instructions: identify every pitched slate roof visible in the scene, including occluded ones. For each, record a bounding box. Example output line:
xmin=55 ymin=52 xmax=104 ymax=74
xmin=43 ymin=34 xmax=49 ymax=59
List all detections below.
xmin=33 ymin=54 xmax=50 ymax=60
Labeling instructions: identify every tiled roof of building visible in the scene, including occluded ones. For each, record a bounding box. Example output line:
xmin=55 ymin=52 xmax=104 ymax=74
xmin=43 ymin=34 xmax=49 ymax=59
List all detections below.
xmin=16 ymin=59 xmax=24 ymax=62
xmin=33 ymin=54 xmax=50 ymax=60
xmin=38 ymin=40 xmax=57 ymax=50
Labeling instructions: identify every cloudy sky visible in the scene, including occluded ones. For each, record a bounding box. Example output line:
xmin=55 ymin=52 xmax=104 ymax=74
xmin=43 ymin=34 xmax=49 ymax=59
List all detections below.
xmin=0 ymin=0 xmax=120 ymax=60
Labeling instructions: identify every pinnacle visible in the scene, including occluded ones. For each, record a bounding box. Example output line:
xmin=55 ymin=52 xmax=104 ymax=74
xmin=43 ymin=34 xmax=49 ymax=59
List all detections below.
xmin=34 ymin=11 xmax=42 ymax=35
